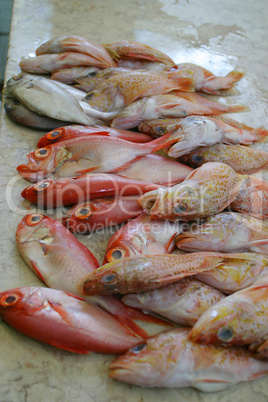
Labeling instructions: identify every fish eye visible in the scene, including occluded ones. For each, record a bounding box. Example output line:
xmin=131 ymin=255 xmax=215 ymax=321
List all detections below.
xmin=88 ymin=71 xmax=98 ymax=77
xmin=34 ymin=181 xmax=50 ymax=192
xmin=0 ymin=293 xmax=20 ymax=307
xmin=85 ymin=92 xmax=94 ymax=100
xmin=106 ymin=247 xmax=128 ymax=262
xmin=34 ymin=148 xmax=50 ymax=159
xmin=192 ymin=154 xmax=203 ymax=164
xmin=101 ymin=273 xmax=117 ymax=283
xmin=75 ymin=207 xmax=92 ymax=220
xmin=25 ymin=213 xmax=44 ymax=226
xmin=13 ymin=74 xmax=23 ymax=81
xmin=131 ymin=342 xmax=147 ymax=353
xmin=217 ymin=326 xmax=234 ymax=342
xmin=174 ymin=204 xmax=187 ymax=214
xmin=47 ymin=129 xmax=63 ymax=140
xmin=155 ymin=126 xmax=166 ymax=134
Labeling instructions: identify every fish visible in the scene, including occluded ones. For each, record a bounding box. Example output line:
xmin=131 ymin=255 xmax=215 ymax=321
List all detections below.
xmin=103 ymin=213 xmax=182 ymax=264
xmin=5 ymin=73 xmax=103 ymax=126
xmin=138 ymin=162 xmax=239 ymax=221
xmin=4 ymin=98 xmax=69 ymax=131
xmin=82 ymin=252 xmax=228 ymax=296
xmin=139 ymin=117 xmax=185 ymax=137
xmin=117 ymin=154 xmax=193 ymax=185
xmin=76 ymin=67 xmax=132 ymax=92
xmin=175 ymin=63 xmax=244 ymax=94
xmin=103 ymin=40 xmax=177 ymax=68
xmin=17 ymin=131 xmax=177 ymax=182
xmin=84 ymin=71 xmax=194 ymax=113
xmin=16 ymin=213 xmax=168 ymax=338
xmin=196 ymin=252 xmax=268 ymax=294
xmin=51 ymin=66 xmax=101 ymax=84
xmin=21 ymin=173 xmax=162 ymax=208
xmin=19 ymin=52 xmax=113 ymax=74
xmin=158 ymin=115 xmax=268 ymax=158
xmin=175 ymin=212 xmax=268 ymax=255
xmin=111 ymin=92 xmax=248 ymax=129
xmin=189 ymin=275 xmax=268 ymax=346
xmin=117 ymin=58 xmax=167 ymax=72
xmin=121 ymin=278 xmax=225 ymax=326
xmin=0 ymin=286 xmax=144 ymax=354
xmin=37 ymin=125 xmax=152 ymax=148
xmin=109 ymin=328 xmax=268 ymax=391
xmin=179 ymin=143 xmax=268 ymax=174
xmin=230 ymin=175 xmax=268 ymax=219
xmin=36 ymin=35 xmax=116 ymax=68
xmin=64 ymin=195 xmax=143 ymax=233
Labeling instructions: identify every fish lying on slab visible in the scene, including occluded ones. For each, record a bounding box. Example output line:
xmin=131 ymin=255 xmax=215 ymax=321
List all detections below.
xmin=51 ymin=66 xmax=101 ymax=84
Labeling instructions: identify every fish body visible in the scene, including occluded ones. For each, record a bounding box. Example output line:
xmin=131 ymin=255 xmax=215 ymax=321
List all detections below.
xmin=190 ymin=275 xmax=268 ymax=346
xmin=64 ymin=195 xmax=143 ymax=233
xmin=117 ymin=58 xmax=167 ymax=72
xmin=109 ymin=328 xmax=268 ymax=391
xmin=138 ymin=162 xmax=239 ymax=221
xmin=76 ymin=67 xmax=132 ymax=92
xmin=4 ymin=98 xmax=69 ymax=130
xmin=103 ymin=213 xmax=182 ymax=264
xmin=17 ymin=132 xmax=176 ymax=182
xmin=175 ymin=212 xmax=268 ymax=255
xmin=0 ymin=287 xmax=143 ymax=354
xmin=21 ymin=174 xmax=161 ymax=208
xmin=104 ymin=40 xmax=176 ymax=68
xmin=84 ymin=71 xmax=194 ymax=112
xmin=175 ymin=63 xmax=244 ymax=94
xmin=112 ymin=92 xmax=247 ymax=129
xmin=5 ymin=74 xmax=101 ymax=126
xmin=117 ymin=154 xmax=193 ymax=185
xmin=122 ymin=278 xmax=225 ymax=326
xmin=83 ymin=252 xmax=228 ymax=295
xmin=180 ymin=143 xmax=268 ymax=174
xmin=36 ymin=35 xmax=115 ymax=68
xmin=51 ymin=66 xmax=101 ymax=84
xmin=37 ymin=125 xmax=152 ymax=148
xmin=196 ymin=252 xmax=268 ymax=294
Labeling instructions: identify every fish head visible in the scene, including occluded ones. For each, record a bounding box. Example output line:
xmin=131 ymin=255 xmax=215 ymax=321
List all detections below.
xmin=138 ymin=118 xmax=181 ymax=137
xmin=16 ymin=213 xmax=53 ymax=245
xmin=84 ymin=80 xmax=124 ymax=112
xmin=17 ymin=145 xmax=70 ymax=182
xmin=189 ymin=298 xmax=257 ymax=345
xmin=179 ymin=148 xmax=205 ymax=168
xmin=38 ymin=127 xmax=66 ymax=147
xmin=6 ymin=73 xmax=28 ymax=91
xmin=0 ymin=287 xmax=46 ymax=315
xmin=111 ymin=98 xmax=149 ymax=130
xmin=64 ymin=202 xmax=96 ymax=233
xmin=21 ymin=179 xmax=56 ymax=205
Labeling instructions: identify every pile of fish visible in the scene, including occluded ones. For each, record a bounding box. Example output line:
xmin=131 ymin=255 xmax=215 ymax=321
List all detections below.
xmin=2 ymin=35 xmax=268 ymax=393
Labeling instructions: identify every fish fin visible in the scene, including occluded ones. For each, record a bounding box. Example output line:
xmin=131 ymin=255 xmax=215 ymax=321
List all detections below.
xmin=248 ymin=239 xmax=268 ymax=250
xmin=165 ymin=232 xmax=177 ymax=253
xmin=195 ymin=378 xmax=229 ymax=384
xmin=153 ymin=272 xmax=194 ymax=286
xmin=226 ymin=104 xmax=249 ymax=113
xmin=48 ymin=340 xmax=92 ymax=354
xmin=48 ymin=300 xmax=73 ymax=325
xmin=30 ymin=259 xmax=46 ymax=283
xmin=103 ymin=46 xmax=120 ymax=61
xmin=65 ymin=292 xmax=85 ymax=301
xmin=252 ymin=127 xmax=268 ymax=142
xmin=219 ymin=182 xmax=242 ymax=211
xmin=75 ymin=167 xmax=99 ymax=175
xmin=150 ymin=130 xmax=183 ymax=152
xmin=167 ymin=73 xmax=195 ymax=92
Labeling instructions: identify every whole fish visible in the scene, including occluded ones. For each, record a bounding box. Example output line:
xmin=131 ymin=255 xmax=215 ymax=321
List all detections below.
xmin=4 ymin=98 xmax=69 ymax=130
xmin=117 ymin=154 xmax=193 ymax=185
xmin=16 ymin=213 xmax=167 ymax=338
xmin=180 ymin=143 xmax=268 ymax=174
xmin=5 ymin=73 xmax=103 ymax=126
xmin=51 ymin=66 xmax=101 ymax=84
xmin=36 ymin=35 xmax=116 ymax=68
xmin=0 ymin=287 xmax=143 ymax=354
xmin=104 ymin=40 xmax=176 ymax=68
xmin=37 ymin=125 xmax=152 ymax=148
xmin=21 ymin=174 xmax=161 ymax=208
xmin=189 ymin=275 xmax=268 ymax=346
xmin=64 ymin=195 xmax=143 ymax=233
xmin=19 ymin=52 xmax=113 ymax=74
xmin=175 ymin=63 xmax=244 ymax=94
xmin=157 ymin=115 xmax=268 ymax=158
xmin=84 ymin=71 xmax=194 ymax=112
xmin=138 ymin=162 xmax=239 ymax=221
xmin=111 ymin=92 xmax=247 ymax=129
xmin=230 ymin=175 xmax=268 ymax=219
xmin=175 ymin=212 xmax=268 ymax=255
xmin=196 ymin=252 xmax=268 ymax=294
xmin=17 ymin=132 xmax=177 ymax=182
xmin=76 ymin=67 xmax=131 ymax=92
xmin=109 ymin=328 xmax=268 ymax=391
xmin=121 ymin=278 xmax=225 ymax=326
xmin=103 ymin=213 xmax=182 ymax=264
xmin=82 ymin=252 xmax=228 ymax=296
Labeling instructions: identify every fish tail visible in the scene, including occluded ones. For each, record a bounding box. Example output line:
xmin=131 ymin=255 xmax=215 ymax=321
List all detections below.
xmin=226 ymin=104 xmax=249 ymax=113
xmin=226 ymin=70 xmax=244 ymax=84
xmin=251 ymin=127 xmax=268 ymax=142
xmin=168 ymin=73 xmax=195 ymax=92
xmin=103 ymin=45 xmax=120 ymax=61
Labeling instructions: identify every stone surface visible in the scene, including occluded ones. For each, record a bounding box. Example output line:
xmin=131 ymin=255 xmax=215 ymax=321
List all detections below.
xmin=0 ymin=0 xmax=268 ymax=400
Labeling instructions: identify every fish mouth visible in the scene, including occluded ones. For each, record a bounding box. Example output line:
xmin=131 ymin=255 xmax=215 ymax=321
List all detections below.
xmin=17 ymin=165 xmax=45 ymax=183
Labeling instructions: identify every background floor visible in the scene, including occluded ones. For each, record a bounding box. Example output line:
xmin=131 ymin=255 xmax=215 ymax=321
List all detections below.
xmin=0 ymin=0 xmax=13 ymax=101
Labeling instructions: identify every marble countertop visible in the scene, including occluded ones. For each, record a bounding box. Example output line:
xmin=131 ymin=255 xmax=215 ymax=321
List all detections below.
xmin=0 ymin=0 xmax=268 ymax=400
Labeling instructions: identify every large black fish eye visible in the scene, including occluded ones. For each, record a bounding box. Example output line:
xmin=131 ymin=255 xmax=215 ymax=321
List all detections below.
xmin=88 ymin=71 xmax=98 ymax=77
xmin=131 ymin=342 xmax=147 ymax=353
xmin=174 ymin=204 xmax=187 ymax=214
xmin=5 ymin=295 xmax=16 ymax=304
xmin=155 ymin=126 xmax=166 ymax=134
xmin=217 ymin=326 xmax=234 ymax=342
xmin=101 ymin=273 xmax=117 ymax=283
xmin=50 ymin=130 xmax=61 ymax=138
xmin=85 ymin=92 xmax=94 ymax=100
xmin=111 ymin=249 xmax=123 ymax=260
xmin=192 ymin=154 xmax=203 ymax=164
